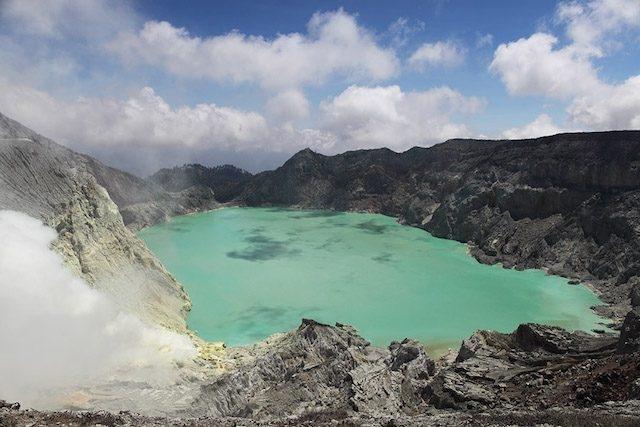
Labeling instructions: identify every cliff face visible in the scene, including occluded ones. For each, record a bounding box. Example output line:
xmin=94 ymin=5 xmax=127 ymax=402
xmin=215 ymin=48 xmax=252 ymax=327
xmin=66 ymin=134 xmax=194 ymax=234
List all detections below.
xmin=240 ymin=133 xmax=640 ymax=316
xmin=0 ymin=113 xmax=191 ymax=331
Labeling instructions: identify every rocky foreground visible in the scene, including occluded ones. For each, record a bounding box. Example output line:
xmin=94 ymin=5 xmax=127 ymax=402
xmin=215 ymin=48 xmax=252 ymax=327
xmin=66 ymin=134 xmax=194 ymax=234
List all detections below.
xmin=2 ymin=111 xmax=640 ymax=425
xmin=2 ymin=318 xmax=640 ymax=425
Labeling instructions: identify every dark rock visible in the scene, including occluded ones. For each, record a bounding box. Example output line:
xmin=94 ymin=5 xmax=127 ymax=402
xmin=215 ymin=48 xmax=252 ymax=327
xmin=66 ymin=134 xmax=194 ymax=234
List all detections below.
xmin=0 ymin=400 xmax=20 ymax=410
xmin=618 ymin=308 xmax=640 ymax=353
xmin=630 ymin=280 xmax=640 ymax=307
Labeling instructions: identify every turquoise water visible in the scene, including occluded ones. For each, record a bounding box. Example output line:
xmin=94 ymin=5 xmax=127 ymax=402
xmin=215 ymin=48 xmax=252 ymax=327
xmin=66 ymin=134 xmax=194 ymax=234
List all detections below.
xmin=139 ymin=207 xmax=606 ymax=351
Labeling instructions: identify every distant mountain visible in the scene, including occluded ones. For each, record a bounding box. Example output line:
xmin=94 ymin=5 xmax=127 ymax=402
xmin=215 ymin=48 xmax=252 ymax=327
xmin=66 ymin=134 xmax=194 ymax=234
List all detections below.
xmin=149 ymin=163 xmax=252 ymax=202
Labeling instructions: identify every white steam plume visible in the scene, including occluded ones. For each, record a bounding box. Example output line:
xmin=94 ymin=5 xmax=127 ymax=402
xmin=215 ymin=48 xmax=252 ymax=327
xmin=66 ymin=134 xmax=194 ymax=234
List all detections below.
xmin=0 ymin=210 xmax=197 ymax=409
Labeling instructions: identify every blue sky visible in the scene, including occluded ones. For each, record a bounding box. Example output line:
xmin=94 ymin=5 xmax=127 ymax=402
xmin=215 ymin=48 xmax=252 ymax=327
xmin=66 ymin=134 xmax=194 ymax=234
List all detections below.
xmin=0 ymin=0 xmax=639 ymax=174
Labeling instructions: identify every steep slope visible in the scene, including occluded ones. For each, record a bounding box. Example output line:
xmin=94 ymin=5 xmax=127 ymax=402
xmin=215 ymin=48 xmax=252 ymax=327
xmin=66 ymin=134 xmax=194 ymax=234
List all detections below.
xmin=150 ymin=163 xmax=252 ymax=202
xmin=241 ymin=132 xmax=640 ymax=318
xmin=0 ymin=113 xmax=192 ymax=331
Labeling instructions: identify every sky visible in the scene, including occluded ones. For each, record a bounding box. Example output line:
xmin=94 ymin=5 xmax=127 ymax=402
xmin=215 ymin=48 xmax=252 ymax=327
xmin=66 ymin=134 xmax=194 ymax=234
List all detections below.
xmin=0 ymin=0 xmax=639 ymax=175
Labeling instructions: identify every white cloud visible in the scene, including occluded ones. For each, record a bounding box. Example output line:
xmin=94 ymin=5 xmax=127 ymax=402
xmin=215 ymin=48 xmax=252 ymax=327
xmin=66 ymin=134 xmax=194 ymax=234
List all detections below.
xmin=108 ymin=9 xmax=398 ymax=91
xmin=0 ymin=210 xmax=196 ymax=408
xmin=0 ymin=3 xmax=482 ymax=169
xmin=0 ymin=83 xmax=268 ymax=150
xmin=556 ymin=0 xmax=640 ymax=56
xmin=408 ymin=40 xmax=466 ymax=69
xmin=0 ymin=80 xmax=340 ymax=172
xmin=476 ymin=33 xmax=494 ymax=48
xmin=386 ymin=17 xmax=425 ymax=47
xmin=568 ymin=75 xmax=640 ymax=129
xmin=492 ymin=0 xmax=640 ymax=132
xmin=0 ymin=77 xmax=485 ymax=167
xmin=490 ymin=33 xmax=604 ymax=99
xmin=501 ymin=114 xmax=565 ymax=139
xmin=319 ymin=85 xmax=484 ymax=151
xmin=265 ymin=90 xmax=310 ymax=123
xmin=1 ymin=0 xmax=136 ymax=40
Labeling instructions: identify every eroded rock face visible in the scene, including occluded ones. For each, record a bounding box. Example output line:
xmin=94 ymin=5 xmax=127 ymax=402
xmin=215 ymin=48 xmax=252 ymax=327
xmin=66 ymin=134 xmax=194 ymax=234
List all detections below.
xmin=425 ymin=323 xmax=626 ymax=411
xmin=190 ymin=320 xmax=437 ymax=419
xmin=185 ymin=319 xmax=640 ymax=421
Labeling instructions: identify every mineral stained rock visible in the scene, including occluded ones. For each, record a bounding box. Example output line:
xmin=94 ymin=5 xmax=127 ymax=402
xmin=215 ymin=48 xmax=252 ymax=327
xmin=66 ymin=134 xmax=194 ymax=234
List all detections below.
xmin=0 ymin=112 xmax=193 ymax=330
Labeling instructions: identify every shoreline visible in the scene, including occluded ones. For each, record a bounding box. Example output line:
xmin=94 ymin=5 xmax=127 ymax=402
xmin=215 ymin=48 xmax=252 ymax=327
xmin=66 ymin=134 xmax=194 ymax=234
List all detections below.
xmin=137 ymin=205 xmax=618 ymax=356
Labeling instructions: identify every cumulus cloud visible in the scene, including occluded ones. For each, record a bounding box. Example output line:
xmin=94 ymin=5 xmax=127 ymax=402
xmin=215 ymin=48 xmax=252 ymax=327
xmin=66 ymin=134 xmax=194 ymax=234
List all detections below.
xmin=0 ymin=78 xmax=485 ymax=173
xmin=492 ymin=0 xmax=640 ymax=132
xmin=1 ymin=0 xmax=136 ymax=40
xmin=0 ymin=210 xmax=196 ymax=408
xmin=490 ymin=33 xmax=604 ymax=99
xmin=501 ymin=114 xmax=566 ymax=139
xmin=556 ymin=0 xmax=640 ymax=56
xmin=319 ymin=85 xmax=484 ymax=151
xmin=476 ymin=33 xmax=494 ymax=48
xmin=0 ymin=2 xmax=485 ymax=172
xmin=0 ymin=80 xmax=340 ymax=173
xmin=0 ymin=83 xmax=266 ymax=151
xmin=568 ymin=76 xmax=640 ymax=129
xmin=408 ymin=40 xmax=466 ymax=69
xmin=265 ymin=90 xmax=310 ymax=123
xmin=108 ymin=9 xmax=398 ymax=91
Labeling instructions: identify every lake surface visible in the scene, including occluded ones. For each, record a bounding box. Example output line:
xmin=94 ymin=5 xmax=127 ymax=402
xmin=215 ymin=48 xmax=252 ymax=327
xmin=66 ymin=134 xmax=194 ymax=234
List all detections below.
xmin=139 ymin=207 xmax=606 ymax=352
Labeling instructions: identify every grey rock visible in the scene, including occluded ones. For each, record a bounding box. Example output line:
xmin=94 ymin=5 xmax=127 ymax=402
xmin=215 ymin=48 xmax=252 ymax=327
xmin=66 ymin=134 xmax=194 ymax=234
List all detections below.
xmin=618 ymin=308 xmax=640 ymax=354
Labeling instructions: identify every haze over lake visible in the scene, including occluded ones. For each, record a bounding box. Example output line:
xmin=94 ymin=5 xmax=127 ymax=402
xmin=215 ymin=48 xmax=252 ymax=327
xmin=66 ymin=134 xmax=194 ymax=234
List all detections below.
xmin=139 ymin=207 xmax=606 ymax=351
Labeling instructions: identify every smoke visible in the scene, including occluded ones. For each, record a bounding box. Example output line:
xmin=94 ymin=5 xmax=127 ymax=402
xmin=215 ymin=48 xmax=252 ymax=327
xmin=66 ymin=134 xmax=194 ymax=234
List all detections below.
xmin=0 ymin=210 xmax=197 ymax=408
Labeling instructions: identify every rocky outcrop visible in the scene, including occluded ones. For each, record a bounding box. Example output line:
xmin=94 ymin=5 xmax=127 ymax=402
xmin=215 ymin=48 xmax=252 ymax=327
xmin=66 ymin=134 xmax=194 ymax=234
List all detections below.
xmin=425 ymin=323 xmax=634 ymax=411
xmin=189 ymin=319 xmax=437 ymax=420
xmin=187 ymin=319 xmax=638 ymax=422
xmin=3 ymin=319 xmax=639 ymax=424
xmin=618 ymin=308 xmax=640 ymax=354
xmin=240 ymin=133 xmax=640 ymax=318
xmin=0 ymin=112 xmax=192 ymax=330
